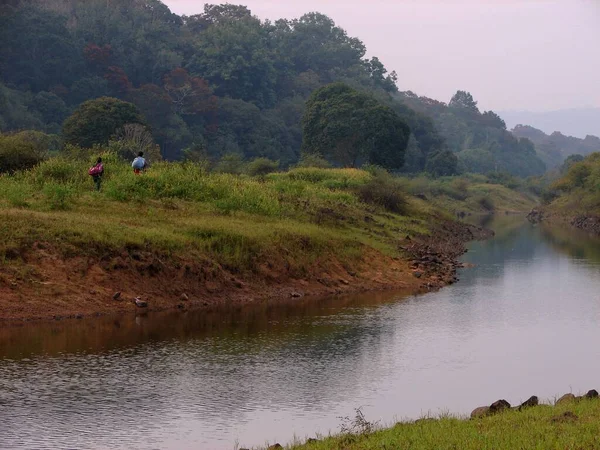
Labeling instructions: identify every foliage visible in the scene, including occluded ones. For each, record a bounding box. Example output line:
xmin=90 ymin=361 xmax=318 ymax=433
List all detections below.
xmin=245 ymin=157 xmax=279 ymax=178
xmin=355 ymin=172 xmax=408 ymax=214
xmin=0 ymin=156 xmax=440 ymax=276
xmin=0 ymin=133 xmax=46 ymax=174
xmin=398 ymin=91 xmax=547 ymax=177
xmin=302 ymin=83 xmax=410 ymax=169
xmin=513 ymin=125 xmax=600 ymax=169
xmin=296 ymin=153 xmax=332 ymax=169
xmin=425 ymin=149 xmax=459 ymax=177
xmin=0 ymin=0 xmax=554 ymax=179
xmin=62 ymin=97 xmax=145 ymax=148
xmin=214 ymin=153 xmax=246 ymax=175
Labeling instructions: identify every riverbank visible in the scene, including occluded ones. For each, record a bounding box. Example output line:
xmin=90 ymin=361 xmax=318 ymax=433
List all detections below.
xmin=289 ymin=391 xmax=600 ymax=450
xmin=0 ymin=161 xmax=499 ymax=324
xmin=529 ymin=152 xmax=600 ymax=235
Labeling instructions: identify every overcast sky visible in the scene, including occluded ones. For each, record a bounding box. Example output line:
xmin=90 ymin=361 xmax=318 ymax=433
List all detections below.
xmin=163 ymin=0 xmax=599 ymax=113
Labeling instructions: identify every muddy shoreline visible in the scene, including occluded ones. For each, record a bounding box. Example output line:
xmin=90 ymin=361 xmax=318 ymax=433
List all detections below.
xmin=527 ymin=208 xmax=600 ymax=235
xmin=0 ymin=220 xmax=492 ymax=326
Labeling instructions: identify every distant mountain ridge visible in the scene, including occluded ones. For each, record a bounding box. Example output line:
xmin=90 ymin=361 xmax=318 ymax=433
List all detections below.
xmin=512 ymin=124 xmax=600 ymax=169
xmin=499 ymin=108 xmax=600 ymax=140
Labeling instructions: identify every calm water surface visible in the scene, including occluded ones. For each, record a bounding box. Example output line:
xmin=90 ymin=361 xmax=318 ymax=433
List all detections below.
xmin=2 ymin=217 xmax=600 ymax=449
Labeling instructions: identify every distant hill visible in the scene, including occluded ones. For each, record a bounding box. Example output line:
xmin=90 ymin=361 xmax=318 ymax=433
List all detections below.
xmin=500 ymin=108 xmax=600 ymax=139
xmin=512 ymin=124 xmax=600 ymax=169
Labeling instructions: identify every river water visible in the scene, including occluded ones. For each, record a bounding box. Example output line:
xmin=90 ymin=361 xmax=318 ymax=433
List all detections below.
xmin=2 ymin=217 xmax=600 ymax=449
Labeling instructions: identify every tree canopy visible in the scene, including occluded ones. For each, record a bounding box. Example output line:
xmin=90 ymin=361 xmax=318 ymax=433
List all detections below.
xmin=62 ymin=97 xmax=145 ymax=148
xmin=0 ymin=0 xmax=554 ymax=177
xmin=302 ymin=83 xmax=409 ymax=169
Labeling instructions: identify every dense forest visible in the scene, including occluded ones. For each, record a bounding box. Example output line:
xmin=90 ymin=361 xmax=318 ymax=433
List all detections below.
xmin=512 ymin=125 xmax=600 ymax=169
xmin=1 ymin=0 xmax=549 ymax=176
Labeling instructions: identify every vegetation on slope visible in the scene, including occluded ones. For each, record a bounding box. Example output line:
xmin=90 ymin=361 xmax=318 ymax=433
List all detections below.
xmin=512 ymin=124 xmax=600 ymax=169
xmin=541 ymin=152 xmax=600 ymax=216
xmin=0 ymin=0 xmax=549 ymax=178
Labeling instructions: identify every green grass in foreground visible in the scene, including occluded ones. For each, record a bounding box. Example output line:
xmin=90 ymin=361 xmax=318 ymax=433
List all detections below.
xmin=0 ymin=156 xmax=434 ymax=271
xmin=0 ymin=153 xmax=536 ymax=272
xmin=290 ymin=399 xmax=600 ymax=450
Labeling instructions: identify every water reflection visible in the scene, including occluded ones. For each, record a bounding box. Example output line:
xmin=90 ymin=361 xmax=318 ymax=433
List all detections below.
xmin=2 ymin=217 xmax=600 ymax=450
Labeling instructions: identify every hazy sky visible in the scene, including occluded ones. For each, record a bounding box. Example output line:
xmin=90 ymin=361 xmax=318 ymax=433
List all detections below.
xmin=164 ymin=0 xmax=599 ymax=112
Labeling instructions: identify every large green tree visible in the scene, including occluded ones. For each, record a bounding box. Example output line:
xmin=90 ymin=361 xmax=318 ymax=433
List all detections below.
xmin=302 ymin=83 xmax=410 ymax=168
xmin=62 ymin=97 xmax=146 ymax=148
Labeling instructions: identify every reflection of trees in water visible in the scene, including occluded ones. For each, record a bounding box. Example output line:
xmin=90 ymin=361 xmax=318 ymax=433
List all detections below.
xmin=462 ymin=218 xmax=540 ymax=283
xmin=539 ymin=225 xmax=600 ymax=264
xmin=0 ymin=292 xmax=410 ymax=445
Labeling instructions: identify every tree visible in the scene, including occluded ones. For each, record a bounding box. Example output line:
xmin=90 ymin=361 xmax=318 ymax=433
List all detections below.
xmin=449 ymin=91 xmax=479 ymax=114
xmin=163 ymin=68 xmax=217 ymax=115
xmin=62 ymin=97 xmax=146 ymax=148
xmin=187 ymin=16 xmax=277 ymax=108
xmin=425 ymin=149 xmax=459 ymax=177
xmin=302 ymin=83 xmax=410 ymax=169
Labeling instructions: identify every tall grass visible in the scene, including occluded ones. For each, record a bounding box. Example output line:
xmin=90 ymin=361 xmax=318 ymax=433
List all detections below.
xmin=0 ymin=154 xmax=433 ymax=272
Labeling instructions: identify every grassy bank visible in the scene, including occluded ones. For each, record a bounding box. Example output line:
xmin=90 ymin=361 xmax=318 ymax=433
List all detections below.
xmin=542 ymin=153 xmax=600 ymax=216
xmin=405 ymin=173 xmax=537 ymax=215
xmin=0 ymin=152 xmax=534 ymax=321
xmin=290 ymin=397 xmax=600 ymax=450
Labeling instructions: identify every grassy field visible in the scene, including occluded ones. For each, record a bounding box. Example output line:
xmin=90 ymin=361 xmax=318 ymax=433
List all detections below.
xmin=0 ymin=154 xmax=430 ymax=273
xmin=290 ymin=398 xmax=600 ymax=450
xmin=405 ymin=173 xmax=537 ymax=216
xmin=0 ymin=152 xmax=538 ymax=273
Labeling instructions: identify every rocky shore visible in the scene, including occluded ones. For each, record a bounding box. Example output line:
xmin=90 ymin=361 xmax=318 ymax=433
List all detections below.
xmin=470 ymin=389 xmax=599 ymax=419
xmin=401 ymin=220 xmax=494 ymax=290
xmin=527 ymin=207 xmax=600 ymax=236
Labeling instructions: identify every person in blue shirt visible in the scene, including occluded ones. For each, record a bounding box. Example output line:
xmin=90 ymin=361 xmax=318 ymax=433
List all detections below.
xmin=132 ymin=152 xmax=148 ymax=175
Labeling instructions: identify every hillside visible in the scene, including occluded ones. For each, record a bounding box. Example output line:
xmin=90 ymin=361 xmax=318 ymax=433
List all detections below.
xmin=395 ymin=91 xmax=546 ymax=177
xmin=0 ymin=0 xmax=547 ymax=178
xmin=501 ymin=108 xmax=600 ymax=140
xmin=512 ymin=125 xmax=600 ymax=169
xmin=530 ymin=152 xmax=600 ymax=234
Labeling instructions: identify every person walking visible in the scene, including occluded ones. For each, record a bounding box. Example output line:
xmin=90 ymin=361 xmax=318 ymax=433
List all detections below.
xmin=88 ymin=157 xmax=104 ymax=191
xmin=132 ymin=152 xmax=148 ymax=175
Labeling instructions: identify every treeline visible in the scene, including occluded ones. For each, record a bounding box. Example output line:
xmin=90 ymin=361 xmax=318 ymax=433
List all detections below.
xmin=0 ymin=0 xmax=546 ymax=177
xmin=396 ymin=91 xmax=546 ymax=177
xmin=512 ymin=125 xmax=600 ymax=169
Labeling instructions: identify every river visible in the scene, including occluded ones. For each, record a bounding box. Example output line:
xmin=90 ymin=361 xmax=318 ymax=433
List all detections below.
xmin=2 ymin=216 xmax=600 ymax=449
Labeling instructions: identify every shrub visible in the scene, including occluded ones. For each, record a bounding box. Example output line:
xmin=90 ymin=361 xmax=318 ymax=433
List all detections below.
xmin=296 ymin=153 xmax=332 ymax=169
xmin=0 ymin=134 xmax=46 ymax=174
xmin=214 ymin=153 xmax=245 ymax=175
xmin=356 ymin=177 xmax=408 ymax=214
xmin=246 ymin=157 xmax=279 ymax=178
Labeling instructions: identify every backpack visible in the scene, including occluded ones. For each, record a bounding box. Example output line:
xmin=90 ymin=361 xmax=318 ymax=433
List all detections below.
xmin=88 ymin=164 xmax=103 ymax=176
xmin=132 ymin=157 xmax=146 ymax=170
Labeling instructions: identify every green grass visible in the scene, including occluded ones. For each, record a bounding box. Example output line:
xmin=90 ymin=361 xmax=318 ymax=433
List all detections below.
xmin=0 ymin=154 xmax=538 ymax=272
xmin=405 ymin=174 xmax=537 ymax=215
xmin=544 ymin=152 xmax=600 ymax=215
xmin=0 ymin=156 xmax=432 ymax=271
xmin=290 ymin=399 xmax=600 ymax=450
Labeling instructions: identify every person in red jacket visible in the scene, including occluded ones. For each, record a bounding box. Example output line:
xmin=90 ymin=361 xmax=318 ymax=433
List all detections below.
xmin=88 ymin=157 xmax=104 ymax=191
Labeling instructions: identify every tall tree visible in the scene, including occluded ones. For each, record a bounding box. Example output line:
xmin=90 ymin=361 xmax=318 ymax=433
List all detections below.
xmin=62 ymin=96 xmax=146 ymax=148
xmin=302 ymin=83 xmax=410 ymax=169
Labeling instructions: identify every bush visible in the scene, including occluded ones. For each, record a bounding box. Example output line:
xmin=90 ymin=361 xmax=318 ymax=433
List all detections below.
xmin=246 ymin=157 xmax=279 ymax=178
xmin=356 ymin=176 xmax=408 ymax=214
xmin=214 ymin=153 xmax=245 ymax=175
xmin=476 ymin=195 xmax=495 ymax=211
xmin=296 ymin=153 xmax=332 ymax=169
xmin=0 ymin=133 xmax=46 ymax=174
